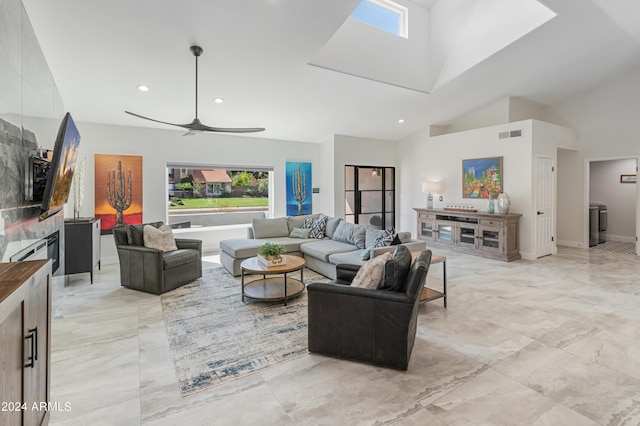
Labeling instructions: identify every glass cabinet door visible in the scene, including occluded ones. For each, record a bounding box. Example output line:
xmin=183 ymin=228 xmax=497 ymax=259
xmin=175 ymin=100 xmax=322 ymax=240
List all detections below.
xmin=420 ymin=220 xmax=435 ymax=240
xmin=436 ymin=222 xmax=453 ymax=244
xmin=458 ymin=225 xmax=478 ymax=248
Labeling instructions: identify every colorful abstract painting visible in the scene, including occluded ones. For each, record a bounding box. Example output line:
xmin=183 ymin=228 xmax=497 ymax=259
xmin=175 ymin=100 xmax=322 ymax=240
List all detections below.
xmin=95 ymin=154 xmax=143 ymax=234
xmin=286 ymin=162 xmax=312 ymax=216
xmin=462 ymin=157 xmax=503 ymax=199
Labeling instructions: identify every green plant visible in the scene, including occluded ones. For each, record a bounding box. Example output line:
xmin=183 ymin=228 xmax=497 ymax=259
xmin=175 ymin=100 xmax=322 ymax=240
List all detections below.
xmin=243 ymin=188 xmax=253 ymax=197
xmin=257 ymin=242 xmax=286 ymax=258
xmin=232 ymin=171 xmax=253 ymax=187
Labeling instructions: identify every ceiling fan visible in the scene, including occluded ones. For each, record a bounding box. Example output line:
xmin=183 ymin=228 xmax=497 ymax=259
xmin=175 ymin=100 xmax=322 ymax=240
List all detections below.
xmin=125 ymin=45 xmax=265 ymax=135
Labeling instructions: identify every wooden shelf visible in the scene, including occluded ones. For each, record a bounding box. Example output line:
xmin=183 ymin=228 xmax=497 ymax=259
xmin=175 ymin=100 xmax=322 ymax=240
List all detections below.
xmin=421 ymin=287 xmax=444 ymax=302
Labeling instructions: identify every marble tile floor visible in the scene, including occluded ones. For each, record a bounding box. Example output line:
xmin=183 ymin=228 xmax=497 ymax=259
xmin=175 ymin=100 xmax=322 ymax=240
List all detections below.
xmin=49 ymin=247 xmax=640 ymax=426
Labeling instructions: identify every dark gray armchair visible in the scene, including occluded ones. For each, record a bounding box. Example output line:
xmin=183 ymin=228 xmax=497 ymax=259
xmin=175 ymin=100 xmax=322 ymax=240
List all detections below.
xmin=113 ymin=223 xmax=202 ymax=295
xmin=307 ymin=250 xmax=432 ymax=370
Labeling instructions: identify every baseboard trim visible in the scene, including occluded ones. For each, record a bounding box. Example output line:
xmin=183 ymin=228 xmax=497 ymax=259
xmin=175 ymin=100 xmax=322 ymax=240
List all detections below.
xmin=557 ymin=240 xmax=584 ymax=248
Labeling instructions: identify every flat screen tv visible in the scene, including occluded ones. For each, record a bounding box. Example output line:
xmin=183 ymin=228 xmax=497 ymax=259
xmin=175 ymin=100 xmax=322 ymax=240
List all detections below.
xmin=39 ymin=112 xmax=81 ymax=221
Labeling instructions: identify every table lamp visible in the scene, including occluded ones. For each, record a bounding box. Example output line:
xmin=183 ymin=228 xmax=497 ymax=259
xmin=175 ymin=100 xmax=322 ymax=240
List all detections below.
xmin=422 ymin=181 xmax=443 ymax=209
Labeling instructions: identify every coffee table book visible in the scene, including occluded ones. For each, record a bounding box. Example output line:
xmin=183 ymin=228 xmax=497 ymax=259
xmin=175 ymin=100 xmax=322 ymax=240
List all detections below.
xmin=257 ymin=255 xmax=288 ymax=268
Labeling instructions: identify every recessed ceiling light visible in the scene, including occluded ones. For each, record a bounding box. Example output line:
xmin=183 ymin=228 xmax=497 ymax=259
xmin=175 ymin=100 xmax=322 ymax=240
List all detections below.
xmin=214 ymin=97 xmax=224 ymax=104
xmin=398 ymin=119 xmax=405 ymax=124
xmin=137 ymin=85 xmax=149 ymax=92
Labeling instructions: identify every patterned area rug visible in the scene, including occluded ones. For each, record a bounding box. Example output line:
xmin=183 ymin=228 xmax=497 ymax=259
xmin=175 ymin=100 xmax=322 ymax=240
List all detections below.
xmin=161 ymin=266 xmax=329 ymax=396
xmin=590 ymin=241 xmax=636 ymax=255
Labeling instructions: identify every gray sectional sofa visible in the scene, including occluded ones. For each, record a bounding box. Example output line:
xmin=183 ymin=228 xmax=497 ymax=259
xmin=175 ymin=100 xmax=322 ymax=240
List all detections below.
xmin=219 ymin=214 xmax=426 ymax=279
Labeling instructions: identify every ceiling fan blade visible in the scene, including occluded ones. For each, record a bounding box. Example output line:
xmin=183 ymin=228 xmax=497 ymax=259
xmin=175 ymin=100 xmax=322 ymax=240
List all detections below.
xmin=199 ymin=125 xmax=266 ymax=133
xmin=125 ymin=111 xmax=192 ymax=128
xmin=126 ymin=46 xmax=265 ymax=134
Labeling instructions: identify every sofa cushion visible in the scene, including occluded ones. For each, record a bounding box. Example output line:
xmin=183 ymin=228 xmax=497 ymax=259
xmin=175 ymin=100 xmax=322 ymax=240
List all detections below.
xmin=252 ymin=217 xmax=290 ymax=239
xmin=332 ymin=222 xmax=367 ymax=249
xmin=304 ymin=215 xmax=327 ymax=238
xmin=300 ymin=240 xmax=359 ymax=262
xmin=289 ymin=227 xmax=312 ymax=239
xmin=287 ymin=214 xmax=319 ymax=233
xmin=163 ymin=248 xmax=199 ymax=270
xmin=324 ymin=215 xmax=342 ymax=239
xmin=329 ymin=250 xmax=367 ymax=266
xmin=351 ymin=252 xmax=392 ymax=289
xmin=220 ymin=238 xmax=265 ymax=258
xmin=143 ymin=224 xmax=178 ymax=252
xmin=380 ymin=245 xmax=412 ymax=291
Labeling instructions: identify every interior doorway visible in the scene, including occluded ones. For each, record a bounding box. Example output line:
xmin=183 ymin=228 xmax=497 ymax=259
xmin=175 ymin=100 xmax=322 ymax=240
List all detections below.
xmin=587 ymin=157 xmax=637 ymax=255
xmin=345 ymin=165 xmax=395 ymax=230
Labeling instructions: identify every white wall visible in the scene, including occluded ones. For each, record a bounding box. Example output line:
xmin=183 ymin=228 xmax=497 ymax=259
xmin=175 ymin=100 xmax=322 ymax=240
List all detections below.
xmin=590 ymin=158 xmax=637 ymax=242
xmin=71 ymin=124 xmax=399 ymax=265
xmin=543 ymin=64 xmax=640 ymax=247
xmin=557 ymin=148 xmax=585 ymax=247
xmin=72 ymin=122 xmax=322 ymax=264
xmin=398 ymin=119 xmax=575 ymax=259
xmin=331 ymin=135 xmax=399 ymax=222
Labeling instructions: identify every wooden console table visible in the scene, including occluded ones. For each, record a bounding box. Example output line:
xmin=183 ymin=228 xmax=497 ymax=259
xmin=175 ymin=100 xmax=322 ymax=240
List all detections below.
xmin=414 ymin=208 xmax=521 ymax=262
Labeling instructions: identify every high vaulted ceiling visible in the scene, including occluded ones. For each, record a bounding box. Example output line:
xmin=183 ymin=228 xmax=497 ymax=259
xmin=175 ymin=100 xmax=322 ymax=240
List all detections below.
xmin=22 ymin=0 xmax=640 ymax=143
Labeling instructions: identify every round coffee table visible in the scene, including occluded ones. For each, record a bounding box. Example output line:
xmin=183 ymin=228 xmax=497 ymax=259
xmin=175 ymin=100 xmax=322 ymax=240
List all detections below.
xmin=240 ymin=254 xmax=305 ymax=306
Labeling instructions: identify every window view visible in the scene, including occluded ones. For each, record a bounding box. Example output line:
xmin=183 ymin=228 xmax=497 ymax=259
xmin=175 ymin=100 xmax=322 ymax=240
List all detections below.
xmin=349 ymin=0 xmax=408 ymax=38
xmin=167 ymin=166 xmax=270 ymax=228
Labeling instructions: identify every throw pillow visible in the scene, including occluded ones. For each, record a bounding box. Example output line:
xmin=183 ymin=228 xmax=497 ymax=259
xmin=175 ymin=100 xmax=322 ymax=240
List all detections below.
xmin=351 ymin=253 xmax=391 ymax=289
xmin=303 ymin=215 xmax=327 ymax=239
xmin=143 ymin=224 xmax=178 ymax=252
xmin=365 ymin=227 xmax=385 ymax=249
xmin=380 ymin=245 xmax=412 ymax=291
xmin=289 ymin=227 xmax=312 ymax=239
xmin=126 ymin=222 xmax=163 ymax=246
xmin=390 ymin=234 xmax=402 ymax=245
xmin=350 ymin=252 xmax=392 ymax=289
xmin=333 ymin=222 xmax=367 ymax=249
xmin=324 ymin=215 xmax=342 ymax=239
xmin=360 ymin=248 xmax=371 ymax=261
xmin=373 ymin=228 xmax=395 ymax=248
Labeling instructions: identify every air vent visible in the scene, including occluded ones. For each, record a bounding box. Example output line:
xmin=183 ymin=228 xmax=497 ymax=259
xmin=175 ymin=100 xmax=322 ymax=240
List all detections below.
xmin=498 ymin=129 xmax=522 ymax=140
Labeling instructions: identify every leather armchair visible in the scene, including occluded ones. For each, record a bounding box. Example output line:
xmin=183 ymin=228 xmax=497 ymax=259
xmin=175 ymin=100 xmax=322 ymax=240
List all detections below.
xmin=113 ymin=223 xmax=202 ymax=295
xmin=307 ymin=250 xmax=432 ymax=370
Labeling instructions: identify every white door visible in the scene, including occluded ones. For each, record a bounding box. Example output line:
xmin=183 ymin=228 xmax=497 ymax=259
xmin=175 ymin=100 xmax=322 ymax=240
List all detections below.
xmin=636 ymin=157 xmax=639 ymax=256
xmin=535 ymin=156 xmax=554 ymax=258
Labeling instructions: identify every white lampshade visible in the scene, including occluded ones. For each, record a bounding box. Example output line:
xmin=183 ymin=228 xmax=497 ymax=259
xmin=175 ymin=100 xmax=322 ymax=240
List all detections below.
xmin=422 ymin=181 xmax=443 ymax=193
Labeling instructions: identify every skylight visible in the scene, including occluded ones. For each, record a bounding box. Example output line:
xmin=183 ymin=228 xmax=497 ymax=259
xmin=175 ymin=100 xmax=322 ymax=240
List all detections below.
xmin=349 ymin=0 xmax=408 ymax=38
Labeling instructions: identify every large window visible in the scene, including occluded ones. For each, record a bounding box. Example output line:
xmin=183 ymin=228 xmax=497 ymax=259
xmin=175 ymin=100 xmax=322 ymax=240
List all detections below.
xmin=349 ymin=0 xmax=408 ymax=38
xmin=167 ymin=165 xmax=272 ymax=228
xmin=345 ymin=165 xmax=395 ymax=230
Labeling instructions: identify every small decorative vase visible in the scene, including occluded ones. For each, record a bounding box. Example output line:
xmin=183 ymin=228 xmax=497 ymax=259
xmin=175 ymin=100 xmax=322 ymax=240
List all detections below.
xmin=497 ymin=192 xmax=511 ymax=214
xmin=487 ymin=193 xmax=495 ymax=214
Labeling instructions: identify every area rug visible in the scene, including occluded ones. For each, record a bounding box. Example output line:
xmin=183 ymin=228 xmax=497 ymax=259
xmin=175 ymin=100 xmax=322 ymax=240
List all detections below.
xmin=160 ymin=265 xmax=329 ymax=396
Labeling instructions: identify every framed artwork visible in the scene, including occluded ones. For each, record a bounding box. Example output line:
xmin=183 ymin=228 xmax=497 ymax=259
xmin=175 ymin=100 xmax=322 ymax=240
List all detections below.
xmin=286 ymin=161 xmax=312 ymax=216
xmin=95 ymin=154 xmax=143 ymax=234
xmin=620 ymin=174 xmax=636 ymax=183
xmin=462 ymin=156 xmax=503 ymax=199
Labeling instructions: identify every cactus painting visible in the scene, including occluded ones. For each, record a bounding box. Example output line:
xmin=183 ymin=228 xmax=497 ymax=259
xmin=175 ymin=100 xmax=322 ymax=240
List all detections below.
xmin=286 ymin=162 xmax=311 ymax=216
xmin=95 ymin=154 xmax=143 ymax=234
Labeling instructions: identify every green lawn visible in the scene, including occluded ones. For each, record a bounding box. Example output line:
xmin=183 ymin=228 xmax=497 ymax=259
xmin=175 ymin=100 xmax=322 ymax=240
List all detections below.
xmin=169 ymin=197 xmax=268 ymax=209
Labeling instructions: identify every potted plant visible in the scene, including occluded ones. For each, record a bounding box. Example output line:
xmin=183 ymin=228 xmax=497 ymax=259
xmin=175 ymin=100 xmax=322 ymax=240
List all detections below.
xmin=257 ymin=242 xmax=287 ymax=267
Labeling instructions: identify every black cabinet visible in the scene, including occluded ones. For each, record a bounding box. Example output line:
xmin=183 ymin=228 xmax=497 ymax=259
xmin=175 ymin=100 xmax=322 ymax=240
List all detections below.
xmin=64 ymin=218 xmax=101 ymax=283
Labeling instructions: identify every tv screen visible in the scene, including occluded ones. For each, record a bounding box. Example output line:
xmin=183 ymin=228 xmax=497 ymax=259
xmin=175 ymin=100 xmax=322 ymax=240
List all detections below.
xmin=40 ymin=112 xmax=81 ymax=221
